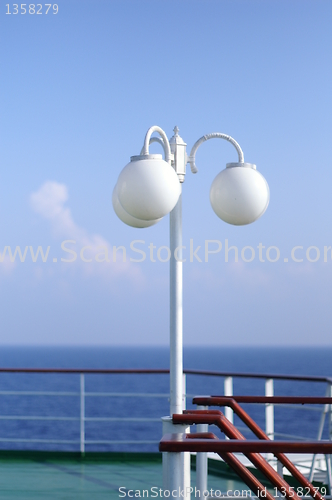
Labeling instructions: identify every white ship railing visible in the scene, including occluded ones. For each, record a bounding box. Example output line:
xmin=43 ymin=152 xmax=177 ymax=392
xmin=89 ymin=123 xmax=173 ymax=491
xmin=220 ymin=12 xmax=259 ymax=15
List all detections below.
xmin=0 ymin=368 xmax=331 ymax=486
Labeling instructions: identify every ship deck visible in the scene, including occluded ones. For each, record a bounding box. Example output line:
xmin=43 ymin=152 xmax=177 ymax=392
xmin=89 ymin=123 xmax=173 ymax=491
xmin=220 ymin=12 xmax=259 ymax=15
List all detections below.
xmin=0 ymin=452 xmax=251 ymax=500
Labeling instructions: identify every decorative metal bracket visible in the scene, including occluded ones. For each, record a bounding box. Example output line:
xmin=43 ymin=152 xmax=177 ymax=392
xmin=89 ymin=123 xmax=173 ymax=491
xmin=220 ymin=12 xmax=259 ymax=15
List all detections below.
xmin=188 ymin=133 xmax=245 ymax=173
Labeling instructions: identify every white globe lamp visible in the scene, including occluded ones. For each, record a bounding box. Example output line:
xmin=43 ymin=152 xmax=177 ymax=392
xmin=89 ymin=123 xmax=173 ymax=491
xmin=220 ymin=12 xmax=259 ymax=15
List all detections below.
xmin=210 ymin=162 xmax=270 ymax=225
xmin=112 ymin=186 xmax=161 ymax=228
xmin=116 ymin=154 xmax=181 ymax=221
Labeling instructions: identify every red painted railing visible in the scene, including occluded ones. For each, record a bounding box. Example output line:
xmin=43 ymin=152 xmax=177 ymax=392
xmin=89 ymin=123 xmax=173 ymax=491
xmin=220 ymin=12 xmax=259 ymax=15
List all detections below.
xmin=160 ymin=396 xmax=332 ymax=500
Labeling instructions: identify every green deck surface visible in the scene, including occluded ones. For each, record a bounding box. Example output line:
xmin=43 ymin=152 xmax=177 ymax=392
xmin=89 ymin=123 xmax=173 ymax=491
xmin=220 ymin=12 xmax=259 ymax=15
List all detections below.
xmin=0 ymin=452 xmax=250 ymax=500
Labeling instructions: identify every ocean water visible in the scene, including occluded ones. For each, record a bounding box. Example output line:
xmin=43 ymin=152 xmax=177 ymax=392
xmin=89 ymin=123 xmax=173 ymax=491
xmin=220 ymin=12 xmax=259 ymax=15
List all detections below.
xmin=0 ymin=346 xmax=331 ymax=452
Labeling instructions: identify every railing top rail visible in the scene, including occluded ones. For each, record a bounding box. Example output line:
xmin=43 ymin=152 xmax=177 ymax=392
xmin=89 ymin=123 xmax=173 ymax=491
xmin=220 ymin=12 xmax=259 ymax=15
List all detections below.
xmin=184 ymin=369 xmax=332 ymax=383
xmin=0 ymin=368 xmax=170 ymax=374
xmin=193 ymin=396 xmax=332 ymax=405
xmin=0 ymin=368 xmax=330 ymax=383
xmin=159 ymin=433 xmax=332 ymax=454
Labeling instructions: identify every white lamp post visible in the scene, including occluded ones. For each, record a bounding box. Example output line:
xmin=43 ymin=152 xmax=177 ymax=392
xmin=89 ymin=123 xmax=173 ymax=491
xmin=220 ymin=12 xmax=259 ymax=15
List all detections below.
xmin=113 ymin=125 xmax=269 ymax=494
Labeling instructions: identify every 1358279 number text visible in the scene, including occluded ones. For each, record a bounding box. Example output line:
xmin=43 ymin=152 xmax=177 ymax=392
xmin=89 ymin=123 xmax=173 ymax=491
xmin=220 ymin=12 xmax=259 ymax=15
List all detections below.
xmin=6 ymin=4 xmax=58 ymax=14
xmin=274 ymin=486 xmax=327 ymax=497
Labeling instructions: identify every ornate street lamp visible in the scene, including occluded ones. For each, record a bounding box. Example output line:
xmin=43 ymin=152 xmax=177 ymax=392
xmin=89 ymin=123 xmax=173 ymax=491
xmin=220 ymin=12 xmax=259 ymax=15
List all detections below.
xmin=114 ymin=126 xmax=269 ymax=228
xmin=113 ymin=125 xmax=269 ymax=494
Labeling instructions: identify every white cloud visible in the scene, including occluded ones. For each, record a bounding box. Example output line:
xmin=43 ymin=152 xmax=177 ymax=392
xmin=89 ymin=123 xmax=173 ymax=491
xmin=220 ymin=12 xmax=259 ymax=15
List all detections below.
xmin=30 ymin=181 xmax=82 ymax=238
xmin=30 ymin=181 xmax=144 ymax=283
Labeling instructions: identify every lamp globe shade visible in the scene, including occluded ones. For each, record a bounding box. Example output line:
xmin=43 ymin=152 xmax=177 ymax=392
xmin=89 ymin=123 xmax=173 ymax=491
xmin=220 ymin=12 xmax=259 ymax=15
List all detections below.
xmin=112 ymin=185 xmax=161 ymax=228
xmin=210 ymin=163 xmax=270 ymax=225
xmin=117 ymin=154 xmax=181 ymax=221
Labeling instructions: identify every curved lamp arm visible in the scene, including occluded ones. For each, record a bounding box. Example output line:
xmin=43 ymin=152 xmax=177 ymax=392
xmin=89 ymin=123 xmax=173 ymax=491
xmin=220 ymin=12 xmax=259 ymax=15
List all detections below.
xmin=140 ymin=137 xmax=166 ymax=157
xmin=141 ymin=125 xmax=172 ymax=164
xmin=188 ymin=133 xmax=245 ymax=173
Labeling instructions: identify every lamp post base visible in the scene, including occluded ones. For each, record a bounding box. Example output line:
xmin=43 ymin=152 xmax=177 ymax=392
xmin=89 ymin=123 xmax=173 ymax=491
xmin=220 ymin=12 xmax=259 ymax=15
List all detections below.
xmin=162 ymin=416 xmax=191 ymax=499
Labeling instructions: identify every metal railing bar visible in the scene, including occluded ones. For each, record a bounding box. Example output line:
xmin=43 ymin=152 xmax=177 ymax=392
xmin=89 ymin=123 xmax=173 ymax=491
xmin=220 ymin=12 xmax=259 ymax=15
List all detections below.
xmin=231 ymin=402 xmax=323 ymax=412
xmin=273 ymin=432 xmax=319 ymax=441
xmin=0 ymin=368 xmax=170 ymax=374
xmin=186 ymin=400 xmax=325 ymax=412
xmin=0 ymin=390 xmax=170 ymax=398
xmin=0 ymin=415 xmax=161 ymax=422
xmin=85 ymin=392 xmax=169 ymax=397
xmin=0 ymin=437 xmax=159 ymax=444
xmin=160 ymin=434 xmax=332 ymax=453
xmin=0 ymin=416 xmax=79 ymax=421
xmin=0 ymin=438 xmax=79 ymax=443
xmin=0 ymin=392 xmax=324 ymax=405
xmin=0 ymin=391 xmax=78 ymax=396
xmin=1 ymin=391 xmax=318 ymax=402
xmin=0 ymin=368 xmax=331 ymax=384
xmin=85 ymin=440 xmax=159 ymax=444
xmin=84 ymin=417 xmax=161 ymax=422
xmin=231 ymin=403 xmax=323 ymax=412
xmin=273 ymin=404 xmax=322 ymax=412
xmin=203 ymin=396 xmax=332 ymax=405
xmin=184 ymin=370 xmax=332 ymax=383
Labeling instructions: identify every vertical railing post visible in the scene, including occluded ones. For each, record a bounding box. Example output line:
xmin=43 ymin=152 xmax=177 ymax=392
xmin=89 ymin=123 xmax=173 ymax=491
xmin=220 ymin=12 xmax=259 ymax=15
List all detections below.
xmin=196 ymin=405 xmax=208 ymax=496
xmin=309 ymin=383 xmax=330 ymax=482
xmin=328 ymin=382 xmax=332 ymax=491
xmin=265 ymin=378 xmax=274 ymax=464
xmin=275 ymin=460 xmax=284 ymax=497
xmin=182 ymin=373 xmax=186 ymax=411
xmin=80 ymin=372 xmax=85 ymax=455
xmin=224 ymin=376 xmax=233 ymax=424
xmin=326 ymin=454 xmax=332 ymax=496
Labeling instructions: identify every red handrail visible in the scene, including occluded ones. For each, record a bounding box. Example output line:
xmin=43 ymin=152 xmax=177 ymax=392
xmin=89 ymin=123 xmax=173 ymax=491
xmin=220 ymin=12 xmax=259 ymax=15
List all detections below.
xmin=160 ymin=434 xmax=332 ymax=454
xmin=191 ymin=397 xmax=332 ymax=499
xmin=188 ymin=432 xmax=276 ymax=500
xmin=160 ymin=396 xmax=332 ymax=500
xmin=177 ymin=410 xmax=325 ymax=500
xmin=160 ymin=433 xmax=332 ymax=499
xmin=194 ymin=395 xmax=332 ymax=405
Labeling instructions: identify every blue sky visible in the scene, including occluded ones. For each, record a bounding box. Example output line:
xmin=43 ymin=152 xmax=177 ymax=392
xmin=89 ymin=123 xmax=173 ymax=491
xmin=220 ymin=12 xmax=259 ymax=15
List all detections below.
xmin=1 ymin=0 xmax=332 ymax=346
